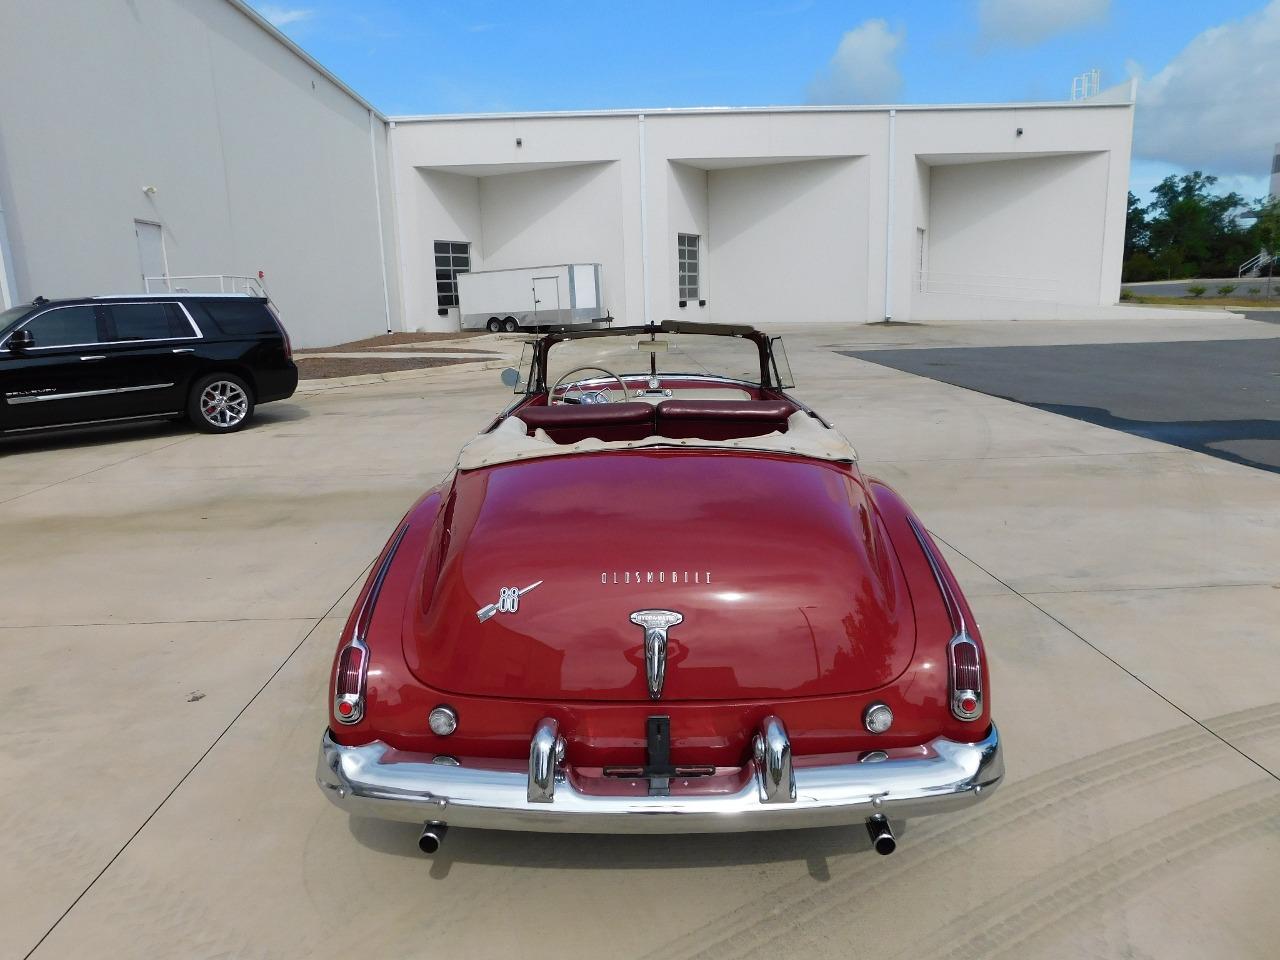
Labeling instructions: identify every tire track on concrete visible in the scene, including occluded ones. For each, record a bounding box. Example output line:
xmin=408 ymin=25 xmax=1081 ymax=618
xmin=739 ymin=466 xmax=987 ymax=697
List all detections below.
xmin=934 ymin=531 xmax=1280 ymax=785
xmin=899 ymin=782 xmax=1280 ymax=960
xmin=637 ymin=703 xmax=1280 ymax=960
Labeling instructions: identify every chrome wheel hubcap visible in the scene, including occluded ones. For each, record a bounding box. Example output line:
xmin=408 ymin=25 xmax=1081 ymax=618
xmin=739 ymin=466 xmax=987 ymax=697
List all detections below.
xmin=200 ymin=381 xmax=248 ymax=427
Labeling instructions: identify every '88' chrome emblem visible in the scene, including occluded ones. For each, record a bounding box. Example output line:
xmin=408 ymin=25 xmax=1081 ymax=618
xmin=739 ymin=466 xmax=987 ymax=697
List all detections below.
xmin=476 ymin=580 xmax=544 ymax=622
xmin=497 ymin=586 xmax=521 ymax=613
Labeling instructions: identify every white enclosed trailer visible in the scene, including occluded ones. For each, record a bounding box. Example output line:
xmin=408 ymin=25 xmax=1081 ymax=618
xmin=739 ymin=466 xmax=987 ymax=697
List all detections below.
xmin=458 ymin=263 xmax=608 ymax=332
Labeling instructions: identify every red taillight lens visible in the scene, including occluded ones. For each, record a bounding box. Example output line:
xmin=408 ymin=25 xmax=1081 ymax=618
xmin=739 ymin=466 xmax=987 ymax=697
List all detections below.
xmin=336 ymin=644 xmax=365 ymax=695
xmin=949 ymin=637 xmax=983 ymax=721
xmin=333 ymin=641 xmax=367 ymax=725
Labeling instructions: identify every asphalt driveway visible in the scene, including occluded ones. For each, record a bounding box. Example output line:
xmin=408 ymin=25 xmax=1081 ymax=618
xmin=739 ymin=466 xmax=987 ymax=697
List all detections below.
xmin=3 ymin=318 xmax=1279 ymax=960
xmin=842 ymin=337 xmax=1280 ymax=473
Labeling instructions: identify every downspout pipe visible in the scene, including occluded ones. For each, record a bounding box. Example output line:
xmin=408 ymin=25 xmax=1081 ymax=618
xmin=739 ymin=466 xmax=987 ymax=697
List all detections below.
xmin=883 ymin=108 xmax=896 ymax=322
xmin=0 ymin=151 xmax=16 ymax=309
xmin=0 ymin=200 xmax=15 ymax=310
xmin=368 ymin=108 xmax=393 ymax=334
xmin=638 ymin=113 xmax=651 ymax=326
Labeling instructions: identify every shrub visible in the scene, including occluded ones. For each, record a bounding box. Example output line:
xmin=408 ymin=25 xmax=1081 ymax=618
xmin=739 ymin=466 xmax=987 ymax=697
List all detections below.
xmin=1216 ymin=284 xmax=1237 ymax=297
xmin=1119 ymin=289 xmax=1135 ymax=301
xmin=1249 ymin=287 xmax=1262 ymax=297
xmin=1187 ymin=285 xmax=1207 ymax=297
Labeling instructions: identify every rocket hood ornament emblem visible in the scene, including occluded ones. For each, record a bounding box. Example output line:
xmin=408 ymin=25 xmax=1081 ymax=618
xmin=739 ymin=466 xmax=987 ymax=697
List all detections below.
xmin=630 ymin=609 xmax=683 ymax=700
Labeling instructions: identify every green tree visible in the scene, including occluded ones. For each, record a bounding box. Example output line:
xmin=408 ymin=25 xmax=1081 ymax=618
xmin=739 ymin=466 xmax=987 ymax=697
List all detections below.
xmin=1144 ymin=172 xmax=1249 ymax=278
xmin=1124 ymin=191 xmax=1150 ymax=259
xmin=1254 ymin=197 xmax=1280 ymax=295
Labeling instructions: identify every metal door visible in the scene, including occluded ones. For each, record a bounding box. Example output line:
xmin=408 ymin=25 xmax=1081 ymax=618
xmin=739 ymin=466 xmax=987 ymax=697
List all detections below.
xmin=532 ymin=276 xmax=561 ymax=324
xmin=135 ymin=220 xmax=168 ymax=291
xmin=99 ymin=301 xmax=201 ymax=418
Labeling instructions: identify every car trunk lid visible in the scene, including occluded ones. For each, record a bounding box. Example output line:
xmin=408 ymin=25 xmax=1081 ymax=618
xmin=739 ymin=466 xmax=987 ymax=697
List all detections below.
xmin=406 ymin=451 xmax=914 ymax=701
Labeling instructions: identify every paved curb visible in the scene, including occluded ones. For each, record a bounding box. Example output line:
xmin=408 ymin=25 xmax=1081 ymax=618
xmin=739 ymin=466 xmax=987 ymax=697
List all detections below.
xmin=295 ymin=357 xmax=511 ymax=393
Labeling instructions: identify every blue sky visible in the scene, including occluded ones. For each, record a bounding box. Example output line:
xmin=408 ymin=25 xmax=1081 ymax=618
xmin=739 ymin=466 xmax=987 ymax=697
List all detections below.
xmin=252 ymin=0 xmax=1280 ymax=206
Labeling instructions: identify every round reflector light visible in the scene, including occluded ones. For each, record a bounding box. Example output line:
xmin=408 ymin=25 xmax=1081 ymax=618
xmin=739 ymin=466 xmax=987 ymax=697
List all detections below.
xmin=864 ymin=702 xmax=893 ymax=735
xmin=428 ymin=705 xmax=458 ymax=736
xmin=336 ymin=701 xmax=353 ymax=717
xmin=960 ymin=695 xmax=979 ymax=714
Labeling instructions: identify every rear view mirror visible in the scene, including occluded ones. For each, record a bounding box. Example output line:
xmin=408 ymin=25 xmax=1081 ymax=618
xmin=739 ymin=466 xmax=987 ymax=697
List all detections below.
xmin=7 ymin=329 xmax=34 ymax=351
xmin=637 ymin=339 xmax=668 ymax=352
xmin=499 ymin=367 xmax=520 ymax=388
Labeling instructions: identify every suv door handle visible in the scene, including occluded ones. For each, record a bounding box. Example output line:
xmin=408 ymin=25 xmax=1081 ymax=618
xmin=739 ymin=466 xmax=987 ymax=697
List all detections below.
xmin=79 ymin=355 xmax=106 ymax=361
xmin=172 ymin=348 xmax=195 ymax=354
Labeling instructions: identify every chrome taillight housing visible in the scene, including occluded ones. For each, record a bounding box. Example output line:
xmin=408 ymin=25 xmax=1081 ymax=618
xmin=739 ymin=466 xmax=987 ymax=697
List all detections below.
xmin=948 ymin=636 xmax=983 ymax=721
xmin=332 ymin=523 xmax=410 ymax=728
xmin=333 ymin=638 xmax=369 ymax=725
xmin=906 ymin=513 xmax=985 ymax=724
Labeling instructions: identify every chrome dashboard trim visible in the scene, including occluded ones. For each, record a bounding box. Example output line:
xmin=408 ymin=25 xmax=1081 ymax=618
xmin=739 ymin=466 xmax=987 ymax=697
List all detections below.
xmin=316 ymin=724 xmax=1002 ymax=834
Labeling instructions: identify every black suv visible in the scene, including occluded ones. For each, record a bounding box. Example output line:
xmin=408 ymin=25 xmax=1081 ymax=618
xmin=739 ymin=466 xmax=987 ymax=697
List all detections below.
xmin=0 ymin=295 xmax=298 ymax=436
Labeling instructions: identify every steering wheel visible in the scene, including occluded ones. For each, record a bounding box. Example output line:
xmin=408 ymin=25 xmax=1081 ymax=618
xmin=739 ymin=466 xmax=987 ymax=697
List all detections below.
xmin=550 ymin=366 xmax=630 ymax=404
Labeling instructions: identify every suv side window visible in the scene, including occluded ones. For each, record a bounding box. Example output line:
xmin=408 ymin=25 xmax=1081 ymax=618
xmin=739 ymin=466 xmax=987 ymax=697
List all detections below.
xmin=21 ymin=306 xmax=104 ymax=348
xmin=107 ymin=302 xmax=195 ymax=341
xmin=199 ymin=301 xmax=278 ymax=337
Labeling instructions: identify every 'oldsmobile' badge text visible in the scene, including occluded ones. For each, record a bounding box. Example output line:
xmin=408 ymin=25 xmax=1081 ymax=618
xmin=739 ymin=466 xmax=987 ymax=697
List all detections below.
xmin=600 ymin=570 xmax=712 ymax=585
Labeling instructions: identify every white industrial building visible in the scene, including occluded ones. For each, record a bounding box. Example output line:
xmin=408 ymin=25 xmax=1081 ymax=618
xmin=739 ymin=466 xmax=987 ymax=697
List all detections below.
xmin=0 ymin=0 xmax=1136 ymax=346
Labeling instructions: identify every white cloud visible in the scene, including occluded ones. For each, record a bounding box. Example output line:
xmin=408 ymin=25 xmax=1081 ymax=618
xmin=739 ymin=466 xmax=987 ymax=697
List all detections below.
xmin=258 ymin=5 xmax=314 ymax=28
xmin=1134 ymin=1 xmax=1280 ymax=181
xmin=808 ymin=19 xmax=904 ymax=104
xmin=978 ymin=0 xmax=1108 ymax=46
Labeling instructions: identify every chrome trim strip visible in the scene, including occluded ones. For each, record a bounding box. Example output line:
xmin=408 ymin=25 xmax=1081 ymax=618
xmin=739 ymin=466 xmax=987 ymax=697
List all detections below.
xmin=0 ymin=301 xmax=202 ymax=351
xmin=907 ymin=514 xmax=985 ymax=721
xmin=2 ymin=411 xmax=182 ymax=433
xmin=333 ymin=524 xmax=410 ymax=725
xmin=905 ymin=514 xmax=966 ymax=636
xmin=5 ymin=382 xmax=175 ymax=405
xmin=316 ymin=725 xmax=1003 ymax=834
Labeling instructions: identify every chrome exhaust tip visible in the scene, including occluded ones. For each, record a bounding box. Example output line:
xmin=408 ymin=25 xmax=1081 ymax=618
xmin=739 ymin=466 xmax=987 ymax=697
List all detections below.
xmin=418 ymin=821 xmax=448 ymax=854
xmin=865 ymin=815 xmax=896 ymax=855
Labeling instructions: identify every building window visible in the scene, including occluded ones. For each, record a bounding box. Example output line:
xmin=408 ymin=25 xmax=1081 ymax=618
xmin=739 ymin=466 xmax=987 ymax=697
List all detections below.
xmin=434 ymin=240 xmax=470 ymax=308
xmin=677 ymin=233 xmax=700 ymax=301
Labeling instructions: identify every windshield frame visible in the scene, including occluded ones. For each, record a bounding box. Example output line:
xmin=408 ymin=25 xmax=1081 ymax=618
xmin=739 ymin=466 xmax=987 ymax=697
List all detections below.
xmin=525 ymin=320 xmax=782 ymax=395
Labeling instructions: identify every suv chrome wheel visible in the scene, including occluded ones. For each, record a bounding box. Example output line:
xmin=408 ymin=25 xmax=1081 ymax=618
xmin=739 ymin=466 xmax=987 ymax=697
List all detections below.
xmin=200 ymin=380 xmax=249 ymax=428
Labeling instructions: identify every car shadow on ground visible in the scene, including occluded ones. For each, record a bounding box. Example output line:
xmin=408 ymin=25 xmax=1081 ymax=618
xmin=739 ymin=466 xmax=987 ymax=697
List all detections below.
xmin=0 ymin=418 xmax=188 ymax=453
xmin=0 ymin=403 xmax=309 ymax=453
xmin=346 ymin=815 xmax=890 ymax=880
xmin=253 ymin=402 xmax=309 ymax=424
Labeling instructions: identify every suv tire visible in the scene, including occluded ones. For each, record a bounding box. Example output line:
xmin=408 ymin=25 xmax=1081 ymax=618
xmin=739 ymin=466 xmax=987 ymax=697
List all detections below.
xmin=189 ymin=373 xmax=255 ymax=433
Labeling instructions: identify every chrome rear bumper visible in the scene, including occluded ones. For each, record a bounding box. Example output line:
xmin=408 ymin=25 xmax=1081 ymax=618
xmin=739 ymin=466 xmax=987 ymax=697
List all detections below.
xmin=317 ymin=717 xmax=1002 ymax=834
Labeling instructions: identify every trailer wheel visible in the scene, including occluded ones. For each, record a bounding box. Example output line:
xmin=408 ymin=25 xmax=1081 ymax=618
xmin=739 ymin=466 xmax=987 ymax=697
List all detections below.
xmin=502 ymin=317 xmax=519 ymax=333
xmin=486 ymin=317 xmax=502 ymax=333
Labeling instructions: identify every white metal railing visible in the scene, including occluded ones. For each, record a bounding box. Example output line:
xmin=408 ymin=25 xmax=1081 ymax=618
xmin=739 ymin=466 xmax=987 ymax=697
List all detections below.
xmin=144 ymin=274 xmax=266 ymax=296
xmin=1238 ymin=250 xmax=1273 ymax=278
xmin=914 ymin=270 xmax=1059 ymax=303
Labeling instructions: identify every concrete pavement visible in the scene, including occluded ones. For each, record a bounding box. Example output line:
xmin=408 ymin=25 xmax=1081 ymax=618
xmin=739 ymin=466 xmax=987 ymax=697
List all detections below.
xmin=2 ymin=317 xmax=1278 ymax=960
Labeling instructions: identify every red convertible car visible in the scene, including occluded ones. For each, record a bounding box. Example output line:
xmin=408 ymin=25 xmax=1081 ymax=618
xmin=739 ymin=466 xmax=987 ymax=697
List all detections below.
xmin=317 ymin=321 xmax=1002 ymax=854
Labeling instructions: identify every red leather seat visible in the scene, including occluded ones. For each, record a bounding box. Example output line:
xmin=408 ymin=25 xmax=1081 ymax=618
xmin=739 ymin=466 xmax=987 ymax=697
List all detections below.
xmin=656 ymin=399 xmax=794 ymax=440
xmin=519 ymin=402 xmax=656 ymax=443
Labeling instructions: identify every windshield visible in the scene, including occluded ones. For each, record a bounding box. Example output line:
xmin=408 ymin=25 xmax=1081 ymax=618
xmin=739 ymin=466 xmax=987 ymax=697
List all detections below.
xmin=548 ymin=332 xmax=763 ymax=390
